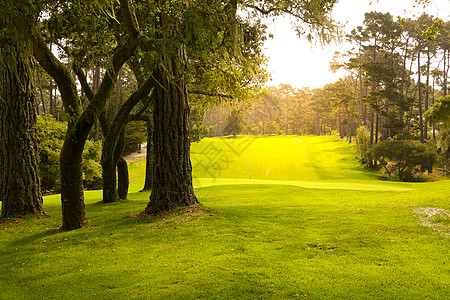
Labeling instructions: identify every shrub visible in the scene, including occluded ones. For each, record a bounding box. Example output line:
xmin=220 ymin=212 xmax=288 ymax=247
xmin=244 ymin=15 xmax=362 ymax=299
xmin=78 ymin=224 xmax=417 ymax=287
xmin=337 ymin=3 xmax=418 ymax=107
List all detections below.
xmin=37 ymin=115 xmax=66 ymax=193
xmin=82 ymin=139 xmax=103 ymax=190
xmin=37 ymin=115 xmax=103 ymax=192
xmin=367 ymin=140 xmax=437 ymax=182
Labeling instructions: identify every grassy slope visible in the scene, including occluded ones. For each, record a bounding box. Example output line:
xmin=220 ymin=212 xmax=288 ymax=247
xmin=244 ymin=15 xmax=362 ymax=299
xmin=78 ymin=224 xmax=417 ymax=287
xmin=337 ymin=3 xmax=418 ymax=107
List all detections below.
xmin=1 ymin=135 xmax=449 ymax=299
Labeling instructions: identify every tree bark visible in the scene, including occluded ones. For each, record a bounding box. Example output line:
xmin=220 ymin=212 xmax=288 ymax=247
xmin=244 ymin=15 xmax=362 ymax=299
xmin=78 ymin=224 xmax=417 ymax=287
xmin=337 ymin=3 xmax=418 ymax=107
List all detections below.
xmin=0 ymin=45 xmax=45 ymax=217
xmin=117 ymin=158 xmax=129 ymax=200
xmin=144 ymin=51 xmax=198 ymax=215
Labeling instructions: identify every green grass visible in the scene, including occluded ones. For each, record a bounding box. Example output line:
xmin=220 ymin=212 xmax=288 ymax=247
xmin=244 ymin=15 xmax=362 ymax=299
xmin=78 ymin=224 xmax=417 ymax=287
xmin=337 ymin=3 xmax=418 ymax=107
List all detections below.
xmin=1 ymin=135 xmax=449 ymax=299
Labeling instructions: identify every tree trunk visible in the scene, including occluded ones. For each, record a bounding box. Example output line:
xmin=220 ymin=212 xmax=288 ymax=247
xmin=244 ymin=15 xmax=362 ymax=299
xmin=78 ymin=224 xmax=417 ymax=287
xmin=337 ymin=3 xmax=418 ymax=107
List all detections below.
xmin=0 ymin=46 xmax=45 ymax=217
xmin=116 ymin=130 xmax=129 ymax=200
xmin=316 ymin=112 xmax=320 ymax=136
xmin=49 ymin=79 xmax=54 ymax=116
xmin=36 ymin=72 xmax=46 ymax=115
xmin=118 ymin=157 xmax=129 ymax=200
xmin=144 ymin=52 xmax=198 ymax=215
xmin=347 ymin=107 xmax=351 ymax=143
xmin=424 ymin=51 xmax=430 ymax=141
xmin=100 ymin=74 xmax=155 ymax=202
xmin=418 ymin=41 xmax=424 ymax=143
xmin=60 ymin=135 xmax=88 ymax=228
xmin=444 ymin=49 xmax=448 ymax=96
xmin=113 ymin=68 xmax=122 ymax=119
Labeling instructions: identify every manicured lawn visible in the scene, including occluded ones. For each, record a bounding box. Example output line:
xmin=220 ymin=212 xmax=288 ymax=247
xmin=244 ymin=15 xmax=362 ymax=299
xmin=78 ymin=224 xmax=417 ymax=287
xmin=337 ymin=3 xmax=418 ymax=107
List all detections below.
xmin=1 ymin=135 xmax=449 ymax=299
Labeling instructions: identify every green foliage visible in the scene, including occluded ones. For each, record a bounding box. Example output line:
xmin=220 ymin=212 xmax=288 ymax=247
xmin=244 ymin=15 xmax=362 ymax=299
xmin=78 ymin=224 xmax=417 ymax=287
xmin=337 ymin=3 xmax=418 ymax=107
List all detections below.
xmin=355 ymin=126 xmax=371 ymax=162
xmin=37 ymin=115 xmax=66 ymax=193
xmin=265 ymin=120 xmax=280 ymax=135
xmin=424 ymin=95 xmax=450 ymax=125
xmin=425 ymin=95 xmax=450 ymax=154
xmin=189 ymin=97 xmax=208 ymax=142
xmin=436 ymin=127 xmax=450 ymax=155
xmin=82 ymin=139 xmax=103 ymax=190
xmin=368 ymin=140 xmax=437 ymax=181
xmin=222 ymin=108 xmax=244 ymax=137
xmin=124 ymin=121 xmax=146 ymax=155
xmin=37 ymin=115 xmax=103 ymax=192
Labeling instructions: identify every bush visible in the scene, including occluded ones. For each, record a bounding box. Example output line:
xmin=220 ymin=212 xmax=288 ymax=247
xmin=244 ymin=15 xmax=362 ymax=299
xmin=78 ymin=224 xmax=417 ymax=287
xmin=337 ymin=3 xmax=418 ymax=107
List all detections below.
xmin=82 ymin=139 xmax=103 ymax=190
xmin=37 ymin=115 xmax=103 ymax=193
xmin=367 ymin=140 xmax=437 ymax=182
xmin=37 ymin=115 xmax=66 ymax=193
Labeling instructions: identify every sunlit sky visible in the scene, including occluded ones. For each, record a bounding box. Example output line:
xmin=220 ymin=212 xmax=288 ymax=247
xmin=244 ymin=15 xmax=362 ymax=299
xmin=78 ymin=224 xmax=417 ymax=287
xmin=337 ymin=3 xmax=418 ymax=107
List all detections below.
xmin=264 ymin=0 xmax=450 ymax=90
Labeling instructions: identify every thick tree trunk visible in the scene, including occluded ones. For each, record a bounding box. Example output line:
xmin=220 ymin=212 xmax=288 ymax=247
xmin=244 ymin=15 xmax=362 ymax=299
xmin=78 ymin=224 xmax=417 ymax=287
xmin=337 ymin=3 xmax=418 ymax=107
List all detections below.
xmin=145 ymin=54 xmax=198 ymax=215
xmin=60 ymin=135 xmax=88 ymax=228
xmin=101 ymin=159 xmax=119 ymax=203
xmin=0 ymin=47 xmax=45 ymax=217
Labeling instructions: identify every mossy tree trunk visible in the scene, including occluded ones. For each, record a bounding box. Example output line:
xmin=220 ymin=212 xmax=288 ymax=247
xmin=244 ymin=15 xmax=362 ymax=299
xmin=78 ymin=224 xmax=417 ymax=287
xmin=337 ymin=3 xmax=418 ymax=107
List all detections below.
xmin=144 ymin=51 xmax=198 ymax=215
xmin=0 ymin=43 xmax=45 ymax=217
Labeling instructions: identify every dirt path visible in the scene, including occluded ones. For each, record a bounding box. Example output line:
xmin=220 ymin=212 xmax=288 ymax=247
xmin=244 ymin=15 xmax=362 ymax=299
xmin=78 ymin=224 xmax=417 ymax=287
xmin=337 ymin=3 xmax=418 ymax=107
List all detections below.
xmin=123 ymin=143 xmax=147 ymax=162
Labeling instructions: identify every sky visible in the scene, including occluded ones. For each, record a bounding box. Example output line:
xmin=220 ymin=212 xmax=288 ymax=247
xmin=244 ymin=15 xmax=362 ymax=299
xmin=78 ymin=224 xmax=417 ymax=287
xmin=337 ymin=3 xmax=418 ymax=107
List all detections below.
xmin=264 ymin=0 xmax=450 ymax=90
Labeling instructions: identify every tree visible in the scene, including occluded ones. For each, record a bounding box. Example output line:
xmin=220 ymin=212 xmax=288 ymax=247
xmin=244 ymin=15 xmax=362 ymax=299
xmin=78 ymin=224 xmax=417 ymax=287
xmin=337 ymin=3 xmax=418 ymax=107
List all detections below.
xmin=425 ymin=95 xmax=450 ymax=162
xmin=0 ymin=2 xmax=46 ymax=217
xmin=143 ymin=0 xmax=339 ymax=214
xmin=368 ymin=140 xmax=436 ymax=181
xmin=223 ymin=108 xmax=244 ymax=137
xmin=22 ymin=0 xmax=142 ymax=229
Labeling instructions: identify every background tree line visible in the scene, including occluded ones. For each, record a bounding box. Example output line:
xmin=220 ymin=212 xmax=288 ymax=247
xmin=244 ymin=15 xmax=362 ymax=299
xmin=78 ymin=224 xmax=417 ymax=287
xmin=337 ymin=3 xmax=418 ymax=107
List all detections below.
xmin=202 ymin=11 xmax=449 ymax=180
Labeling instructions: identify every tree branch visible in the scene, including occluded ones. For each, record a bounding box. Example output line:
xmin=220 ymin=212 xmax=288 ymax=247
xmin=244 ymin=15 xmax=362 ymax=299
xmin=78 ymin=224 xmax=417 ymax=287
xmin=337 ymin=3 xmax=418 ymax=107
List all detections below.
xmin=29 ymin=24 xmax=81 ymax=118
xmin=72 ymin=61 xmax=94 ymax=102
xmin=188 ymin=90 xmax=234 ymax=99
